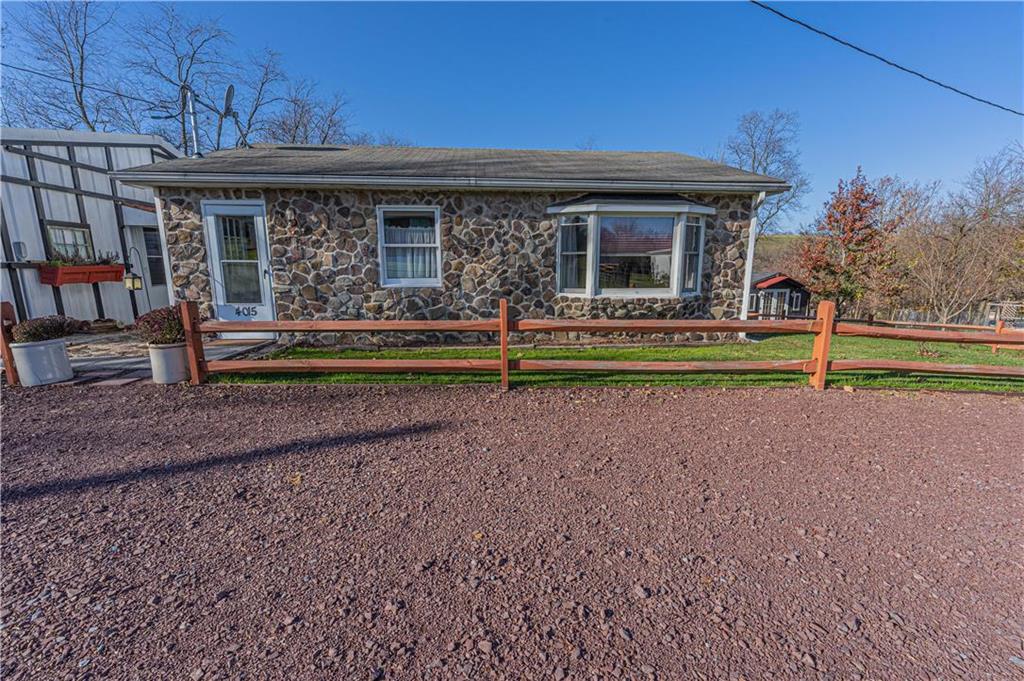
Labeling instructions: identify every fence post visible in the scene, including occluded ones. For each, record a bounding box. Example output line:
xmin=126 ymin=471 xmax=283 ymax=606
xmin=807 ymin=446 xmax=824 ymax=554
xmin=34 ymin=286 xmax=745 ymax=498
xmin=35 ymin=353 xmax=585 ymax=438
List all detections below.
xmin=499 ymin=299 xmax=510 ymax=391
xmin=180 ymin=300 xmax=206 ymax=385
xmin=0 ymin=302 xmax=20 ymax=387
xmin=808 ymin=300 xmax=836 ymax=390
xmin=991 ymin=319 xmax=1007 ymax=352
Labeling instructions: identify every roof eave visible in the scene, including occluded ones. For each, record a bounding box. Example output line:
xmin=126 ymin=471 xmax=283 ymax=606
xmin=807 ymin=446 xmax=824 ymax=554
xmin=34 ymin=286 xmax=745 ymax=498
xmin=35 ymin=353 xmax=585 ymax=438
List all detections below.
xmin=111 ymin=171 xmax=791 ymax=195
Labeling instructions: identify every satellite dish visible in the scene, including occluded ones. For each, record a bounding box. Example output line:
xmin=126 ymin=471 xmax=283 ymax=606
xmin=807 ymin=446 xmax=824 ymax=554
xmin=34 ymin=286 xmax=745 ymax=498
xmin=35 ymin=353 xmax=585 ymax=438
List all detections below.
xmin=215 ymin=84 xmax=236 ymax=150
xmin=222 ymin=84 xmax=235 ymax=116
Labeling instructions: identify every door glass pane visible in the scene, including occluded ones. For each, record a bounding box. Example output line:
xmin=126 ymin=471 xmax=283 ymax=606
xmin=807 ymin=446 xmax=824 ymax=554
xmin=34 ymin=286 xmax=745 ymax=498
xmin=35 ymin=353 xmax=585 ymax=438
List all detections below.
xmin=218 ymin=216 xmax=259 ymax=260
xmin=598 ymin=216 xmax=674 ymax=291
xmin=384 ymin=246 xmax=437 ymax=279
xmin=222 ymin=262 xmax=262 ymax=304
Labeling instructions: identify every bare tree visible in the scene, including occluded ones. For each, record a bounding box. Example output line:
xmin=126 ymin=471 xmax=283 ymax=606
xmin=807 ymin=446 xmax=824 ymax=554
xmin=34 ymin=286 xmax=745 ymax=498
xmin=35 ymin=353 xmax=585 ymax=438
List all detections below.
xmin=895 ymin=144 xmax=1024 ymax=322
xmin=720 ymin=109 xmax=811 ymax=235
xmin=3 ymin=0 xmax=133 ymax=131
xmin=127 ymin=4 xmax=230 ymax=155
xmin=2 ymin=2 xmax=408 ymax=151
xmin=227 ymin=49 xmax=285 ymax=149
xmin=346 ymin=131 xmax=412 ymax=147
xmin=258 ymin=79 xmax=351 ymax=145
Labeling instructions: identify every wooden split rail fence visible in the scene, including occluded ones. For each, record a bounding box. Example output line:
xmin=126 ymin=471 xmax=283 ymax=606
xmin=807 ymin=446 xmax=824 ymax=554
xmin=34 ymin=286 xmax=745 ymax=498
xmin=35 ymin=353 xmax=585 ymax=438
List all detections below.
xmin=2 ymin=299 xmax=1022 ymax=389
xmin=174 ymin=299 xmax=1024 ymax=391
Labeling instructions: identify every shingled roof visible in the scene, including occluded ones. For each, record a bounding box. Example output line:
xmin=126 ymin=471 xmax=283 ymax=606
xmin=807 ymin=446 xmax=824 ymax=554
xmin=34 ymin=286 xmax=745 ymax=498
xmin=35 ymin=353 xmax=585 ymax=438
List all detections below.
xmin=114 ymin=144 xmax=790 ymax=193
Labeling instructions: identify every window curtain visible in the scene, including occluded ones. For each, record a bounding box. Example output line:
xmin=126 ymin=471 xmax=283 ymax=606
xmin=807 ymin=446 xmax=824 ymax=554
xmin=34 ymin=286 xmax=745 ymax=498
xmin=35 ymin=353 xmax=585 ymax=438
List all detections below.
xmin=384 ymin=222 xmax=436 ymax=279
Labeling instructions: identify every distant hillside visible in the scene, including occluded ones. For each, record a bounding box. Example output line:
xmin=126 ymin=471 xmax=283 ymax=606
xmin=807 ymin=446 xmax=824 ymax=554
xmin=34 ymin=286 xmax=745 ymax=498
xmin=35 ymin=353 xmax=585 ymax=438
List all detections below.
xmin=754 ymin=233 xmax=806 ymax=275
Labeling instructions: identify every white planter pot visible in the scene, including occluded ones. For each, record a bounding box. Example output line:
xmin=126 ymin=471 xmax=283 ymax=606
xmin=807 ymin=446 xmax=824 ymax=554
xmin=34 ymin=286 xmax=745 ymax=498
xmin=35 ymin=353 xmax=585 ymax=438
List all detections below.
xmin=148 ymin=343 xmax=189 ymax=384
xmin=10 ymin=338 xmax=74 ymax=387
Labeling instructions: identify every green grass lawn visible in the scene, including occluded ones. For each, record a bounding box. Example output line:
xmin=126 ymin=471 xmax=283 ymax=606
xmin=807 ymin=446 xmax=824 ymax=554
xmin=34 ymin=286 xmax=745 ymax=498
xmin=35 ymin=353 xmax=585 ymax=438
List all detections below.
xmin=210 ymin=334 xmax=1024 ymax=393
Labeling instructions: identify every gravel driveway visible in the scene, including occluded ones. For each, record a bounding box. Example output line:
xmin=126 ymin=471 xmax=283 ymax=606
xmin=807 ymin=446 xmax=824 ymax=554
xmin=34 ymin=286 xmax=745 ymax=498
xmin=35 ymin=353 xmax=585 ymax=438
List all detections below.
xmin=2 ymin=384 xmax=1022 ymax=680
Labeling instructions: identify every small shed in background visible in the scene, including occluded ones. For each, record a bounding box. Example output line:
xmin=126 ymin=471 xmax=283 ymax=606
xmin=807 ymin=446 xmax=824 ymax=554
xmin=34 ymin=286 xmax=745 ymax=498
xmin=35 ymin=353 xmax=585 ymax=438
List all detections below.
xmin=747 ymin=271 xmax=810 ymax=318
xmin=1 ymin=128 xmax=180 ymax=324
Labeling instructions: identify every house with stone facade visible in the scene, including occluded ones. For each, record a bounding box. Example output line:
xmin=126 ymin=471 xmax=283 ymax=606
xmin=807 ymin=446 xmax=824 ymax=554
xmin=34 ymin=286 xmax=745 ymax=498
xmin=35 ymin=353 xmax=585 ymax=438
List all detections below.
xmin=114 ymin=145 xmax=788 ymax=341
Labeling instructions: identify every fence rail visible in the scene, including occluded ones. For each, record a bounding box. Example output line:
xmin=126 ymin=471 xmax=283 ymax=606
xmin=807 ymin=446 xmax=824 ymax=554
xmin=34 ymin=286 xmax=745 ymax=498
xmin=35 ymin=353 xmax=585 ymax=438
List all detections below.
xmin=749 ymin=311 xmax=995 ymax=332
xmin=832 ymin=322 xmax=1012 ymax=345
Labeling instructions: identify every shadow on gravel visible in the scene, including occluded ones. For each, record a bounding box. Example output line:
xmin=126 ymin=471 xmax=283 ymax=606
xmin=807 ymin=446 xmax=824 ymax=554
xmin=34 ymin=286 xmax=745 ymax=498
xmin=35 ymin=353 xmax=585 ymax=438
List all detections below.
xmin=2 ymin=422 xmax=447 ymax=504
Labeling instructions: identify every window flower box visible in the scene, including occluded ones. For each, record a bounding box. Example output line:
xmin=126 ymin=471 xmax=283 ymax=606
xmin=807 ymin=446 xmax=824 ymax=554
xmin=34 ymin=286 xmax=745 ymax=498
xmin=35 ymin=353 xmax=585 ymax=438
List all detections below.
xmin=38 ymin=264 xmax=125 ymax=286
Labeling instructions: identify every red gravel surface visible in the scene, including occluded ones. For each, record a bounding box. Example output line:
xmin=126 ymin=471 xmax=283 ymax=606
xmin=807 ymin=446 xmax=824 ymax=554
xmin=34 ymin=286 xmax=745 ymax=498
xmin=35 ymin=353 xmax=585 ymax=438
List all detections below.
xmin=2 ymin=384 xmax=1022 ymax=680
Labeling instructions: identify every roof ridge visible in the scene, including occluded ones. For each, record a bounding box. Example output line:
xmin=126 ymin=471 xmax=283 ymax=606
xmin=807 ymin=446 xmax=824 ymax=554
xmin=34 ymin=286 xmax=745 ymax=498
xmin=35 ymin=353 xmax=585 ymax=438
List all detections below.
xmin=251 ymin=143 xmax=708 ymax=158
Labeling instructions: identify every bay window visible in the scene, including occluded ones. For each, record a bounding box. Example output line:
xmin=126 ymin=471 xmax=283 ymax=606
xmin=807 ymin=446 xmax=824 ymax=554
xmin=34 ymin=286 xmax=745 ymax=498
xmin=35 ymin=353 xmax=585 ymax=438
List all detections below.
xmin=376 ymin=206 xmax=442 ymax=287
xmin=555 ymin=210 xmax=707 ymax=297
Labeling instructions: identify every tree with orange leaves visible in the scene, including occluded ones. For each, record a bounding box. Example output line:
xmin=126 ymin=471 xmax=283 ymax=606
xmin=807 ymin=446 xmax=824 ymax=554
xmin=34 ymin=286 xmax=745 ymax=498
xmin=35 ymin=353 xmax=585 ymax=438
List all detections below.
xmin=799 ymin=169 xmax=905 ymax=316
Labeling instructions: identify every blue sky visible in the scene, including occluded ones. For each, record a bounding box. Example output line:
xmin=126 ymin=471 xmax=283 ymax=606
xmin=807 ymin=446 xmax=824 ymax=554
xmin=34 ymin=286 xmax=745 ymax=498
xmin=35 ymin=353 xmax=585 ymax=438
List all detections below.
xmin=29 ymin=2 xmax=1024 ymax=228
xmin=174 ymin=1 xmax=1020 ymax=229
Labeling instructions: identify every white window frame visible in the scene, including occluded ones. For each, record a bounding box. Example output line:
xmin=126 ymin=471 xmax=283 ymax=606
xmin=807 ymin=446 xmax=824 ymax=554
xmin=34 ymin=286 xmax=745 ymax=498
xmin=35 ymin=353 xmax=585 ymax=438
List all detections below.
xmin=555 ymin=213 xmax=591 ymax=295
xmin=554 ymin=208 xmax=708 ymax=299
xmin=376 ymin=205 xmax=443 ymax=288
xmin=46 ymin=223 xmax=95 ymax=260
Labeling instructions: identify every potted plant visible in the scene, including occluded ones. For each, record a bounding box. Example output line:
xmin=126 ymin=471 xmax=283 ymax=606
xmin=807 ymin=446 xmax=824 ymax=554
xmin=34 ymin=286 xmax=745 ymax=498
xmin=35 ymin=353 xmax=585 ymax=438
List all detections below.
xmin=132 ymin=306 xmax=188 ymax=384
xmin=9 ymin=316 xmax=87 ymax=386
xmin=38 ymin=251 xmax=125 ymax=286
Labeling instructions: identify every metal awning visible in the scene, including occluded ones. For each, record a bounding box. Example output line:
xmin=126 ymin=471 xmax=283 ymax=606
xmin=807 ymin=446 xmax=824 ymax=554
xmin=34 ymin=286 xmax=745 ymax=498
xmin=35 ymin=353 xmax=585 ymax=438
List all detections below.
xmin=546 ymin=193 xmax=717 ymax=215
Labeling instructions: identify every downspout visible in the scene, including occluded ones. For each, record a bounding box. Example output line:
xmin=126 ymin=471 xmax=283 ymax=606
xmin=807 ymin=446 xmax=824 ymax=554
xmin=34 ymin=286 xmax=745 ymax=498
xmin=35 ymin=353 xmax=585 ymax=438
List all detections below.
xmin=153 ymin=195 xmax=175 ymax=304
xmin=739 ymin=191 xmax=766 ymax=338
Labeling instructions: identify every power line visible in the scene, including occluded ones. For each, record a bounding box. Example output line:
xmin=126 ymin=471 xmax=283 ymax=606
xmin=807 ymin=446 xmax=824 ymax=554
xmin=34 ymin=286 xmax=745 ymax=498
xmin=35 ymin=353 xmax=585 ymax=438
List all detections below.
xmin=2 ymin=62 xmax=160 ymax=107
xmin=0 ymin=61 xmax=222 ymax=115
xmin=749 ymin=0 xmax=1024 ymax=117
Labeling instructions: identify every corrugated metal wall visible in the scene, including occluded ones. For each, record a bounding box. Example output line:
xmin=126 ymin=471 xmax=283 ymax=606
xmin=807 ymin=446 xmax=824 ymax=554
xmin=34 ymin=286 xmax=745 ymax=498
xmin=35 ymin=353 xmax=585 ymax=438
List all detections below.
xmin=1 ymin=131 xmax=178 ymax=324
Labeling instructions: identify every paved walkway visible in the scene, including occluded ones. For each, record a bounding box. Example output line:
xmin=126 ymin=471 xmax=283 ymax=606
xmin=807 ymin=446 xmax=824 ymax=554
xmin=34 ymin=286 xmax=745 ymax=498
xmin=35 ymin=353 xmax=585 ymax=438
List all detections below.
xmin=3 ymin=341 xmax=269 ymax=387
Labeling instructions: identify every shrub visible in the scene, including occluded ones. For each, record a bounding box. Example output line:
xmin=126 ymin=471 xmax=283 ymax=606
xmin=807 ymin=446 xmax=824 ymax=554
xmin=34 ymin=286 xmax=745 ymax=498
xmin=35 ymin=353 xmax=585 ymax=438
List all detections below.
xmin=47 ymin=251 xmax=122 ymax=266
xmin=132 ymin=306 xmax=185 ymax=345
xmin=11 ymin=316 xmax=88 ymax=343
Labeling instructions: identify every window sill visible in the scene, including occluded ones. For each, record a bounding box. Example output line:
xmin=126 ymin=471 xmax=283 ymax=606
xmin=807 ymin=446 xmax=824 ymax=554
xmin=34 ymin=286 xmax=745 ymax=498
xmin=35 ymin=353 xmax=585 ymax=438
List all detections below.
xmin=380 ymin=281 xmax=443 ymax=289
xmin=556 ymin=291 xmax=702 ymax=301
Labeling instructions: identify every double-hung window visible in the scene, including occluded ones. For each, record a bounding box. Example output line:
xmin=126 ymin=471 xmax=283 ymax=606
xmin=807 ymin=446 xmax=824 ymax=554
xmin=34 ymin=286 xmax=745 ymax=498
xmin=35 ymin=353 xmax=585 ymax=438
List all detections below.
xmin=680 ymin=215 xmax=703 ymax=292
xmin=558 ymin=215 xmax=589 ymax=294
xmin=556 ymin=209 xmax=707 ymax=297
xmin=377 ymin=206 xmax=442 ymax=287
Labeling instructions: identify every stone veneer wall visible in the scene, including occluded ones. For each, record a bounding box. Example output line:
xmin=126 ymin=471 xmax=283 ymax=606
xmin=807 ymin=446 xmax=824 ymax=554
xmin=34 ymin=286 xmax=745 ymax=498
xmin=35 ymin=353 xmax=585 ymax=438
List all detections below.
xmin=157 ymin=188 xmax=753 ymax=345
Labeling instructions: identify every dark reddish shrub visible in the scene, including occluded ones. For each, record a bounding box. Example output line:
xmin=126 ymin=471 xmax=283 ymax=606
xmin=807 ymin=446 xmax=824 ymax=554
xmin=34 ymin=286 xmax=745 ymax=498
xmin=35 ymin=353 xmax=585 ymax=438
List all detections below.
xmin=132 ymin=306 xmax=185 ymax=345
xmin=11 ymin=316 xmax=88 ymax=343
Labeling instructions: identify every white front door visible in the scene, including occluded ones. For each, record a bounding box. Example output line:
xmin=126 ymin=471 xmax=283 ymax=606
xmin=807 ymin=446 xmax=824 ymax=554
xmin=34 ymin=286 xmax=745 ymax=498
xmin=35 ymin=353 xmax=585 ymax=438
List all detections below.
xmin=202 ymin=200 xmax=276 ymax=339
